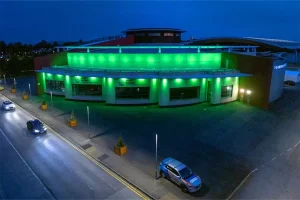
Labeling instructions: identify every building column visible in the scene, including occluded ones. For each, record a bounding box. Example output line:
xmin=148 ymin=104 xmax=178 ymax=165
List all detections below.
xmin=210 ymin=78 xmax=221 ymax=104
xmin=36 ymin=72 xmax=45 ymax=95
xmin=159 ymin=79 xmax=169 ymax=106
xmin=106 ymin=78 xmax=116 ymax=104
xmin=199 ymin=78 xmax=206 ymax=102
xmin=150 ymin=79 xmax=159 ymax=103
xmin=64 ymin=75 xmax=72 ymax=98
xmin=102 ymin=78 xmax=106 ymax=101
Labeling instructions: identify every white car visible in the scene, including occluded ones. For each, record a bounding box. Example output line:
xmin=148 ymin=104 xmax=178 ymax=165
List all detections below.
xmin=2 ymin=101 xmax=16 ymax=110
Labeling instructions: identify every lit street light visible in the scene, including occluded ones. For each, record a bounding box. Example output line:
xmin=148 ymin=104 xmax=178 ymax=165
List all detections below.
xmin=155 ymin=133 xmax=158 ymax=179
xmin=29 ymin=83 xmax=31 ymax=98
xmin=87 ymin=105 xmax=90 ymax=139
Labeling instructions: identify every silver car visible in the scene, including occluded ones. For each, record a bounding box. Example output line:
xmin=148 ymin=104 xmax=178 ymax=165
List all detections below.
xmin=2 ymin=101 xmax=16 ymax=110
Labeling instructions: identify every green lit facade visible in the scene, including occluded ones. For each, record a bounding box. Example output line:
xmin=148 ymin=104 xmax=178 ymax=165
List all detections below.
xmin=37 ymin=47 xmax=250 ymax=107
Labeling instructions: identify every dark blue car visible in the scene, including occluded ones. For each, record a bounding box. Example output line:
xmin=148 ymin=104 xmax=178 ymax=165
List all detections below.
xmin=159 ymin=157 xmax=202 ymax=193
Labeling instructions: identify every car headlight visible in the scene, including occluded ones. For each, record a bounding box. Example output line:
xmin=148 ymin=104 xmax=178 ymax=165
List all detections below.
xmin=34 ymin=129 xmax=39 ymax=133
xmin=5 ymin=106 xmax=8 ymax=109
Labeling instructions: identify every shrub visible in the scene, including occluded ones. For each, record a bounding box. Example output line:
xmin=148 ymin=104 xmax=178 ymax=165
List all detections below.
xmin=116 ymin=136 xmax=125 ymax=147
xmin=69 ymin=110 xmax=76 ymax=121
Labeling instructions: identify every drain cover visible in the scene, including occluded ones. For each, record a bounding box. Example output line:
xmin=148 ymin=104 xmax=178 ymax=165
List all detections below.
xmin=98 ymin=154 xmax=109 ymax=161
xmin=81 ymin=143 xmax=92 ymax=150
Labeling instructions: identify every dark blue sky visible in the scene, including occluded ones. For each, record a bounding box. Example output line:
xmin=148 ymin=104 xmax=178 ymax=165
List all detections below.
xmin=1 ymin=1 xmax=299 ymax=44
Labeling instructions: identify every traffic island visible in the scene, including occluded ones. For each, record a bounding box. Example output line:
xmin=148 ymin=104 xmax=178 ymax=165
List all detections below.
xmin=114 ymin=136 xmax=127 ymax=156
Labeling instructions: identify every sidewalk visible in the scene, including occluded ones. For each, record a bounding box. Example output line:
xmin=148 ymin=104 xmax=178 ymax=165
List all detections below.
xmin=0 ymin=87 xmax=177 ymax=200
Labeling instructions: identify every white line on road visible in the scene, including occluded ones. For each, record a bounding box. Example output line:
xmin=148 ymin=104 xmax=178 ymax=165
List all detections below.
xmin=0 ymin=128 xmax=56 ymax=200
xmin=272 ymin=157 xmax=276 ymax=161
xmin=226 ymin=168 xmax=258 ymax=200
xmin=296 ymin=141 xmax=300 ymax=147
xmin=287 ymin=148 xmax=292 ymax=152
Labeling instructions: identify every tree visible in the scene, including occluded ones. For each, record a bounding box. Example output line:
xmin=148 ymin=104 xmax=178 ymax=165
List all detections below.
xmin=0 ymin=41 xmax=6 ymax=54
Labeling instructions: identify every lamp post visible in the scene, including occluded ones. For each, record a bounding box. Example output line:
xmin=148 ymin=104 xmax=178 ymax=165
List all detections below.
xmin=246 ymin=90 xmax=251 ymax=104
xmin=50 ymin=91 xmax=53 ymax=116
xmin=29 ymin=83 xmax=31 ymax=98
xmin=87 ymin=106 xmax=90 ymax=139
xmin=3 ymin=74 xmax=6 ymax=85
xmin=240 ymin=88 xmax=245 ymax=102
xmin=155 ymin=133 xmax=158 ymax=179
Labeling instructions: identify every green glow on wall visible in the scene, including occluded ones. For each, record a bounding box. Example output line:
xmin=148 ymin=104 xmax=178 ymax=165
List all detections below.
xmin=75 ymin=76 xmax=81 ymax=78
xmin=191 ymin=78 xmax=197 ymax=82
xmin=47 ymin=73 xmax=51 ymax=76
xmin=121 ymin=78 xmax=127 ymax=81
xmin=175 ymin=78 xmax=182 ymax=82
xmin=67 ymin=53 xmax=222 ymax=70
xmin=108 ymin=78 xmax=112 ymax=83
xmin=163 ymin=79 xmax=167 ymax=86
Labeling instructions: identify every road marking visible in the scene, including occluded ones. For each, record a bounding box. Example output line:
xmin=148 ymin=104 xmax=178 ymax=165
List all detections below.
xmin=272 ymin=157 xmax=276 ymax=161
xmin=2 ymin=95 xmax=151 ymax=200
xmin=226 ymin=168 xmax=258 ymax=200
xmin=287 ymin=148 xmax=292 ymax=152
xmin=0 ymin=128 xmax=56 ymax=200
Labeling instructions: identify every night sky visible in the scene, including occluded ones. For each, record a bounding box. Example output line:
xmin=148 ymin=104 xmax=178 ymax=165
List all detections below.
xmin=1 ymin=1 xmax=299 ymax=44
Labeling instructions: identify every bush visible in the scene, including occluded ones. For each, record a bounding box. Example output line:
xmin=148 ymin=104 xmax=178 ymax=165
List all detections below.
xmin=69 ymin=110 xmax=76 ymax=121
xmin=116 ymin=136 xmax=125 ymax=147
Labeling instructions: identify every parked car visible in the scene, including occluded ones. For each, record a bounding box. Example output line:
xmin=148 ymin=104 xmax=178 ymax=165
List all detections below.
xmin=284 ymin=80 xmax=296 ymax=86
xmin=159 ymin=157 xmax=202 ymax=193
xmin=2 ymin=101 xmax=16 ymax=110
xmin=27 ymin=119 xmax=47 ymax=134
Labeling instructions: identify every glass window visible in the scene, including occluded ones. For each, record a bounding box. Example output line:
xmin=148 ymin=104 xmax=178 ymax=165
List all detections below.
xmin=72 ymin=84 xmax=102 ymax=96
xmin=148 ymin=33 xmax=160 ymax=36
xmin=221 ymin=85 xmax=233 ymax=98
xmin=170 ymin=87 xmax=199 ymax=100
xmin=179 ymin=167 xmax=193 ymax=179
xmin=46 ymin=80 xmax=65 ymax=92
xmin=135 ymin=33 xmax=145 ymax=36
xmin=115 ymin=87 xmax=150 ymax=99
xmin=164 ymin=33 xmax=174 ymax=36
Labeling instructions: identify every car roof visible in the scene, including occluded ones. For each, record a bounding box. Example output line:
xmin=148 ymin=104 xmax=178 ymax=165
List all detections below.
xmin=32 ymin=119 xmax=42 ymax=124
xmin=168 ymin=159 xmax=185 ymax=170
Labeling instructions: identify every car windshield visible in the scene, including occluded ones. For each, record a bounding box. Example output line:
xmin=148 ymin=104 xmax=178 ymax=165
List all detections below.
xmin=179 ymin=167 xmax=193 ymax=179
xmin=4 ymin=102 xmax=12 ymax=105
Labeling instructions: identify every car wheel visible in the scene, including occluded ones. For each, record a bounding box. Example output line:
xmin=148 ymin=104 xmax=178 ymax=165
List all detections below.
xmin=180 ymin=184 xmax=188 ymax=193
xmin=160 ymin=171 xmax=166 ymax=179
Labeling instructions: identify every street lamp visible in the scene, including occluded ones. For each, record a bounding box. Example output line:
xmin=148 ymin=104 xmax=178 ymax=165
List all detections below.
xmin=50 ymin=91 xmax=53 ymax=116
xmin=29 ymin=83 xmax=31 ymax=98
xmin=3 ymin=74 xmax=5 ymax=85
xmin=87 ymin=106 xmax=90 ymax=139
xmin=240 ymin=88 xmax=245 ymax=102
xmin=155 ymin=133 xmax=158 ymax=179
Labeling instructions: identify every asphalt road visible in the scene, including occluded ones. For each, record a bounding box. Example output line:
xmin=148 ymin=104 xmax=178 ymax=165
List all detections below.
xmin=0 ymin=95 xmax=142 ymax=199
